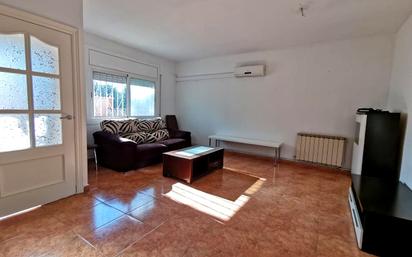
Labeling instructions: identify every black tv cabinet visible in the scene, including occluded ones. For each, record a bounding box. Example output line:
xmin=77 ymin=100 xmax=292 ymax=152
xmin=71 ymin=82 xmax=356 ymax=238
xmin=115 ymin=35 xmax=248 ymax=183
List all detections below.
xmin=349 ymin=175 xmax=412 ymax=256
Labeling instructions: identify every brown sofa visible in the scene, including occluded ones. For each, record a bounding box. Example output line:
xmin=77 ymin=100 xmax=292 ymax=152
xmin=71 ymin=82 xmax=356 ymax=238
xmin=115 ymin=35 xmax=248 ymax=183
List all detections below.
xmin=93 ymin=115 xmax=191 ymax=172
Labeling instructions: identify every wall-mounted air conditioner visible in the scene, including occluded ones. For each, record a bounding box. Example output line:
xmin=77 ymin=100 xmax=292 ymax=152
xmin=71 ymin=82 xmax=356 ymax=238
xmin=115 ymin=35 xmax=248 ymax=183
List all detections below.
xmin=234 ymin=65 xmax=265 ymax=77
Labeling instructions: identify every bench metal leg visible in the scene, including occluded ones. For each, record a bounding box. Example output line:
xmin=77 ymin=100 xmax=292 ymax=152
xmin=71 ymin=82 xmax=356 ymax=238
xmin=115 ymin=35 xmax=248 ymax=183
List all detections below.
xmin=274 ymin=147 xmax=281 ymax=166
xmin=93 ymin=148 xmax=98 ymax=172
xmin=278 ymin=146 xmax=281 ymax=161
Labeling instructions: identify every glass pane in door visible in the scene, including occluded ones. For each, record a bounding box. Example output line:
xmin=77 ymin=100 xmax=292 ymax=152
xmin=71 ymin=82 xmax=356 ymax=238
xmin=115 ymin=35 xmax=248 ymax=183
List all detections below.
xmin=0 ymin=71 xmax=28 ymax=109
xmin=0 ymin=34 xmax=64 ymax=152
xmin=34 ymin=114 xmax=62 ymax=147
xmin=0 ymin=33 xmax=26 ymax=70
xmin=0 ymin=114 xmax=30 ymax=152
xmin=30 ymin=36 xmax=59 ymax=75
xmin=33 ymin=76 xmax=61 ymax=110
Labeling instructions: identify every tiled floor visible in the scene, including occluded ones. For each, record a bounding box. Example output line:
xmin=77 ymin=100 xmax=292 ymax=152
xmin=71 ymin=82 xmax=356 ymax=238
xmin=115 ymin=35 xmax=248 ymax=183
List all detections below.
xmin=0 ymin=152 xmax=375 ymax=257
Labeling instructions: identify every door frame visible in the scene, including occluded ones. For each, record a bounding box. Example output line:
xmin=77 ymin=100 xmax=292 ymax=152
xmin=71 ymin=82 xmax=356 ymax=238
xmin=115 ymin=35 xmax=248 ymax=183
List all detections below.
xmin=0 ymin=4 xmax=87 ymax=193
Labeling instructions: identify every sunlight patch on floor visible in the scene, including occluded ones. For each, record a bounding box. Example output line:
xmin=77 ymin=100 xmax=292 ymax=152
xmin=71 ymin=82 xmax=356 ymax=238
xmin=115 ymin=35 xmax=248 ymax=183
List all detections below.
xmin=164 ymin=177 xmax=265 ymax=221
xmin=244 ymin=178 xmax=266 ymax=195
xmin=0 ymin=205 xmax=42 ymax=221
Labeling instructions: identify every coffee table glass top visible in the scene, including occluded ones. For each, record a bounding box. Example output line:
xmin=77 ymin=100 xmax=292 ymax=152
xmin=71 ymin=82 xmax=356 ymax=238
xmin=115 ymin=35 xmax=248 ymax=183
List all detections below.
xmin=175 ymin=146 xmax=214 ymax=157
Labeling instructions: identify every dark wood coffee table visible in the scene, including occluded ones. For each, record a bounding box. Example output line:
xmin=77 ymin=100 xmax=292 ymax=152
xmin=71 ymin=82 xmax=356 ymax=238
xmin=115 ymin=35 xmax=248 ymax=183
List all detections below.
xmin=163 ymin=146 xmax=224 ymax=183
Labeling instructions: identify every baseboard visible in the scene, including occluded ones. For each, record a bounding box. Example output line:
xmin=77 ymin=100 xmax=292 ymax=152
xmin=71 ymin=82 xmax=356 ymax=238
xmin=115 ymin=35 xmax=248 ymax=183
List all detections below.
xmin=224 ymin=149 xmax=350 ymax=172
xmin=83 ymin=185 xmax=90 ymax=192
xmin=282 ymin=158 xmax=350 ymax=172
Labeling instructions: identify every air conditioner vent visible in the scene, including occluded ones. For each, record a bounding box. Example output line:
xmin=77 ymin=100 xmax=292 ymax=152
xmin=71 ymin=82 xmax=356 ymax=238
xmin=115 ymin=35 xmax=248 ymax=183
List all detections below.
xmin=234 ymin=65 xmax=265 ymax=77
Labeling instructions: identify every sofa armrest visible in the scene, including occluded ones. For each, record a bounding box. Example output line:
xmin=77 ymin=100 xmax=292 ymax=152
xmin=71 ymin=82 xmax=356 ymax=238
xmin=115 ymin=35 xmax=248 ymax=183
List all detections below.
xmin=168 ymin=129 xmax=191 ymax=145
xmin=93 ymin=131 xmax=137 ymax=171
xmin=93 ymin=131 xmax=136 ymax=146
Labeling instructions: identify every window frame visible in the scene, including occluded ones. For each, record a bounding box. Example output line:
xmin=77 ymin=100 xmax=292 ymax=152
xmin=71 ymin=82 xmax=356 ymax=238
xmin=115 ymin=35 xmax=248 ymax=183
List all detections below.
xmin=90 ymin=67 xmax=159 ymax=120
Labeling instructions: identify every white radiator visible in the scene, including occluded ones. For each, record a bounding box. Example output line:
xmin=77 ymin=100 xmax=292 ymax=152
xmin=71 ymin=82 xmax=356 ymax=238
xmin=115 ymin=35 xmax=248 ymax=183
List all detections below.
xmin=296 ymin=133 xmax=346 ymax=168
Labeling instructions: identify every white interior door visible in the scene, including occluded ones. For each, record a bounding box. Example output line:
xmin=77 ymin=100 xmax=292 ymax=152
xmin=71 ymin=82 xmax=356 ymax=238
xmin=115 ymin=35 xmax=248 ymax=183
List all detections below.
xmin=0 ymin=13 xmax=76 ymax=217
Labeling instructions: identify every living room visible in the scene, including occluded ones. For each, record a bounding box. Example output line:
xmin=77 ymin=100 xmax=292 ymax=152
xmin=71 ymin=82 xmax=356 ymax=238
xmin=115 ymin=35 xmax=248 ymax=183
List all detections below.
xmin=1 ymin=0 xmax=412 ymax=256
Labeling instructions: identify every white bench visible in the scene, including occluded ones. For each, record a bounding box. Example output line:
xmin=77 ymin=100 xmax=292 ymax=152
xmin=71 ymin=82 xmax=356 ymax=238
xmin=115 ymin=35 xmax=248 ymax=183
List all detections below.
xmin=208 ymin=135 xmax=283 ymax=165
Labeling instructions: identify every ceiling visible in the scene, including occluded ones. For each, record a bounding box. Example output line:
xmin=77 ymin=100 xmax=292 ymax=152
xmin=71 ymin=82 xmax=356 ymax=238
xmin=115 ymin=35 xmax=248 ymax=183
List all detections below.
xmin=84 ymin=0 xmax=412 ymax=61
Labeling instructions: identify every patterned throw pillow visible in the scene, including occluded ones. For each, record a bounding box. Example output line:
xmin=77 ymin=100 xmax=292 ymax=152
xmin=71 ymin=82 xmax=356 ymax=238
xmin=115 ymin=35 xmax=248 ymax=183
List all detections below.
xmin=145 ymin=132 xmax=158 ymax=143
xmin=135 ymin=118 xmax=166 ymax=133
xmin=101 ymin=118 xmax=168 ymax=143
xmin=119 ymin=120 xmax=135 ymax=134
xmin=152 ymin=118 xmax=167 ymax=131
xmin=130 ymin=119 xmax=141 ymax=133
xmin=120 ymin=132 xmax=147 ymax=144
xmin=101 ymin=120 xmax=135 ymax=134
xmin=147 ymin=129 xmax=170 ymax=142
xmin=100 ymin=120 xmax=120 ymax=134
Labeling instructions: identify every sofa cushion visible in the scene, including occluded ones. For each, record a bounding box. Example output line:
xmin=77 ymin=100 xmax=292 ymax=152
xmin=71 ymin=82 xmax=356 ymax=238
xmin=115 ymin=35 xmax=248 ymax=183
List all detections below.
xmin=101 ymin=119 xmax=137 ymax=134
xmin=135 ymin=118 xmax=166 ymax=133
xmin=158 ymin=138 xmax=187 ymax=150
xmin=146 ymin=129 xmax=169 ymax=142
xmin=120 ymin=132 xmax=146 ymax=144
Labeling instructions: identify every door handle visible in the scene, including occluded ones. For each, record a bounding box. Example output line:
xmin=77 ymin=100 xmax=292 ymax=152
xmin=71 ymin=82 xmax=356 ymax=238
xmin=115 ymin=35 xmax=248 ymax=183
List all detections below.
xmin=60 ymin=114 xmax=73 ymax=120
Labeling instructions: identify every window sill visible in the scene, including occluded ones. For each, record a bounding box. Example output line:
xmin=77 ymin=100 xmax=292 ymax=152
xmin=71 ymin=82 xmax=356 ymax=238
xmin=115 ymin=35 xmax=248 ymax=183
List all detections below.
xmin=87 ymin=115 xmax=160 ymax=125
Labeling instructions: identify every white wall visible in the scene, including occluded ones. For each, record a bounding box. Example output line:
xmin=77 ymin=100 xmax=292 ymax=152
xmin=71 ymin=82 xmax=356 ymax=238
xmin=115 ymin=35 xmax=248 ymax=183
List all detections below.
xmin=84 ymin=32 xmax=177 ymax=145
xmin=176 ymin=35 xmax=395 ymax=169
xmin=0 ymin=0 xmax=83 ymax=28
xmin=387 ymin=14 xmax=412 ymax=188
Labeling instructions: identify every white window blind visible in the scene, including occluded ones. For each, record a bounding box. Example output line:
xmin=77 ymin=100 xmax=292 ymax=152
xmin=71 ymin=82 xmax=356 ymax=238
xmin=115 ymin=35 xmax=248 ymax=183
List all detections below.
xmin=92 ymin=71 xmax=127 ymax=117
xmin=93 ymin=71 xmax=127 ymax=84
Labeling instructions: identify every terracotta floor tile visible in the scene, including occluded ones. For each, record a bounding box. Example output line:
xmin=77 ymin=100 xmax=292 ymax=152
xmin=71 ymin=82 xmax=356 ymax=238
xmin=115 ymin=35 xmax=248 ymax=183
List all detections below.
xmin=103 ymin=193 xmax=155 ymax=214
xmin=119 ymin=213 xmax=221 ymax=257
xmin=1 ymin=234 xmax=49 ymax=257
xmin=87 ymin=188 xmax=121 ymax=202
xmin=128 ymin=198 xmax=181 ymax=227
xmin=317 ymin=213 xmax=356 ymax=243
xmin=136 ymin=182 xmax=173 ymax=199
xmin=38 ymin=233 xmax=99 ymax=257
xmin=0 ymin=209 xmax=69 ymax=244
xmin=316 ymin=234 xmax=364 ymax=257
xmin=182 ymin=225 xmax=259 ymax=257
xmin=83 ymin=215 xmax=154 ymax=257
xmin=0 ymin=152 xmax=374 ymax=257
xmin=42 ymin=193 xmax=102 ymax=214
xmin=118 ymin=228 xmax=190 ymax=257
xmin=57 ymin=202 xmax=124 ymax=236
xmin=0 ymin=231 xmax=97 ymax=257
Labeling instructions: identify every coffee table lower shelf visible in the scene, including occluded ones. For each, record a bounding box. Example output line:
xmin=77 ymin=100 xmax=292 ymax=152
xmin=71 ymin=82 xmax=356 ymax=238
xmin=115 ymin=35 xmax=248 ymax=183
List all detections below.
xmin=163 ymin=147 xmax=224 ymax=184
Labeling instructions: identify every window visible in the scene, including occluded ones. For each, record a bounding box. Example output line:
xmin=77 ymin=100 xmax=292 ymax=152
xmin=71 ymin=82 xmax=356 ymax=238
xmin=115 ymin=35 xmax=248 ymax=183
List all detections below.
xmin=92 ymin=71 xmax=156 ymax=118
xmin=130 ymin=78 xmax=155 ymax=116
xmin=0 ymin=33 xmax=62 ymax=153
xmin=93 ymin=72 xmax=127 ymax=117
